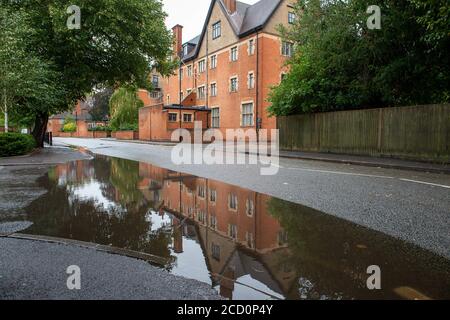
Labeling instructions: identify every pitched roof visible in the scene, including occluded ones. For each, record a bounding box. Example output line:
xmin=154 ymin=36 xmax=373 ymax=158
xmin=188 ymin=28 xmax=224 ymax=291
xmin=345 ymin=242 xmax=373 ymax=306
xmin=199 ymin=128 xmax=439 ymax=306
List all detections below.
xmin=181 ymin=0 xmax=283 ymax=62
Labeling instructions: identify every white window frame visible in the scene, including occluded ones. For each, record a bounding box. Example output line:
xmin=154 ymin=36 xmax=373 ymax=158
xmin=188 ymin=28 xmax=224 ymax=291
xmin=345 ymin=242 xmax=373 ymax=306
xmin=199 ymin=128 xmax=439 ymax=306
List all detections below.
xmin=187 ymin=65 xmax=193 ymax=77
xmin=198 ymin=85 xmax=206 ymax=99
xmin=211 ymin=107 xmax=220 ymax=128
xmin=241 ymin=101 xmax=255 ymax=127
xmin=247 ymin=71 xmax=255 ymax=89
xmin=230 ymin=46 xmax=238 ymax=62
xmin=281 ymin=41 xmax=294 ymax=57
xmin=210 ymin=82 xmax=217 ymax=97
xmin=230 ymin=76 xmax=238 ymax=92
xmin=210 ymin=54 xmax=217 ymax=69
xmin=248 ymin=39 xmax=256 ymax=55
xmin=198 ymin=59 xmax=206 ymax=73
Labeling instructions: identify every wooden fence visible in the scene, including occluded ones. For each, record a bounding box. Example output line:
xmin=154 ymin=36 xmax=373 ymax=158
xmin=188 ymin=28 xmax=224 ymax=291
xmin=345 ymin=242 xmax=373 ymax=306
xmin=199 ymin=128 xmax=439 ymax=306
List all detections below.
xmin=277 ymin=104 xmax=450 ymax=163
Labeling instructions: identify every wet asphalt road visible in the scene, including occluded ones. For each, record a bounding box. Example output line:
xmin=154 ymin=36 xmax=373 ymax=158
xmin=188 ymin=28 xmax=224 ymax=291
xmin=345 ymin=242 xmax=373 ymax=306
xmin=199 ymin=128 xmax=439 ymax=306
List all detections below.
xmin=0 ymin=237 xmax=220 ymax=300
xmin=54 ymin=138 xmax=450 ymax=260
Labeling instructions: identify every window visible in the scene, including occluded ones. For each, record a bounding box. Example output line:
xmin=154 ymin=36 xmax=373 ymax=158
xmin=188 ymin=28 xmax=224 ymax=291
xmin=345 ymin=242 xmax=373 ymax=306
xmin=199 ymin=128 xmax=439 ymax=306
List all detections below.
xmin=211 ymin=243 xmax=220 ymax=260
xmin=282 ymin=41 xmax=294 ymax=57
xmin=278 ymin=230 xmax=288 ymax=246
xmin=212 ymin=21 xmax=221 ymax=39
xmin=150 ymin=91 xmax=161 ymax=99
xmin=183 ymin=44 xmax=189 ymax=56
xmin=246 ymin=199 xmax=254 ymax=216
xmin=210 ymin=189 xmax=217 ymax=202
xmin=197 ymin=211 xmax=206 ymax=224
xmin=248 ymin=39 xmax=255 ymax=55
xmin=248 ymin=72 xmax=255 ymax=89
xmin=168 ymin=113 xmax=178 ymax=122
xmin=152 ymin=75 xmax=159 ymax=87
xmin=211 ymin=108 xmax=220 ymax=128
xmin=210 ymin=215 xmax=217 ymax=230
xmin=246 ymin=232 xmax=255 ymax=249
xmin=198 ymin=86 xmax=206 ymax=99
xmin=198 ymin=59 xmax=206 ymax=73
xmin=210 ymin=83 xmax=217 ymax=97
xmin=187 ymin=65 xmax=193 ymax=77
xmin=183 ymin=113 xmax=192 ymax=122
xmin=230 ymin=46 xmax=238 ymax=61
xmin=242 ymin=103 xmax=254 ymax=127
xmin=210 ymin=55 xmax=217 ymax=69
xmin=229 ymin=193 xmax=238 ymax=210
xmin=288 ymin=12 xmax=296 ymax=24
xmin=228 ymin=224 xmax=237 ymax=239
xmin=230 ymin=77 xmax=238 ymax=92
xmin=198 ymin=185 xmax=206 ymax=198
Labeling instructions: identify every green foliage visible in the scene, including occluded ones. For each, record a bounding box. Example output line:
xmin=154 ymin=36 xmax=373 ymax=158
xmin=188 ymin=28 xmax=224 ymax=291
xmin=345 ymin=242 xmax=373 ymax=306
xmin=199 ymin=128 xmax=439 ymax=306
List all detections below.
xmin=0 ymin=133 xmax=36 ymax=157
xmin=89 ymin=87 xmax=114 ymax=121
xmin=62 ymin=122 xmax=76 ymax=132
xmin=2 ymin=0 xmax=175 ymax=145
xmin=88 ymin=125 xmax=109 ymax=132
xmin=109 ymin=87 xmax=143 ymax=131
xmin=61 ymin=115 xmax=76 ymax=132
xmin=0 ymin=5 xmax=66 ymax=127
xmin=268 ymin=0 xmax=450 ymax=116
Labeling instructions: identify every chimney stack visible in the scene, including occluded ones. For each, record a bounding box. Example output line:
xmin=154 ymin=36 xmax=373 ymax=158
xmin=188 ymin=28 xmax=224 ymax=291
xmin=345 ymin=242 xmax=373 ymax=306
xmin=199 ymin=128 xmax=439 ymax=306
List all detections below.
xmin=223 ymin=0 xmax=237 ymax=14
xmin=172 ymin=25 xmax=183 ymax=58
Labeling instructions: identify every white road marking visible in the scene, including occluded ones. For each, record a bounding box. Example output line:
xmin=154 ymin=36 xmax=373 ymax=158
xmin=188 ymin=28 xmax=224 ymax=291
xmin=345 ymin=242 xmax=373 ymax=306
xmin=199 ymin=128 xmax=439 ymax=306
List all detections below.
xmin=400 ymin=179 xmax=450 ymax=189
xmin=287 ymin=167 xmax=394 ymax=179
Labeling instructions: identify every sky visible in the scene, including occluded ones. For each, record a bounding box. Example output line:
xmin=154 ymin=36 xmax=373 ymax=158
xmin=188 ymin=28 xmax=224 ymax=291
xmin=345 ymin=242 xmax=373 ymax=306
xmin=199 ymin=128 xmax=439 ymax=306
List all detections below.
xmin=162 ymin=0 xmax=260 ymax=42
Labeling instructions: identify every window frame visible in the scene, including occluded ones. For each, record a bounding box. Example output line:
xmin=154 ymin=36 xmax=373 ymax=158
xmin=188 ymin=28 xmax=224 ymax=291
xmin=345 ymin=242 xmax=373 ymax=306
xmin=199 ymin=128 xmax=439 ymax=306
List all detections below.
xmin=211 ymin=107 xmax=220 ymax=128
xmin=212 ymin=21 xmax=221 ymax=40
xmin=168 ymin=113 xmax=178 ymax=122
xmin=241 ymin=102 xmax=254 ymax=127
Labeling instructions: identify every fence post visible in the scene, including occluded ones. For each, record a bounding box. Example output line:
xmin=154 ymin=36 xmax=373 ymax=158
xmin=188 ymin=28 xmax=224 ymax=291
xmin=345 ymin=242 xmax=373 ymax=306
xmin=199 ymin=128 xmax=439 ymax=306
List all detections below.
xmin=377 ymin=108 xmax=383 ymax=154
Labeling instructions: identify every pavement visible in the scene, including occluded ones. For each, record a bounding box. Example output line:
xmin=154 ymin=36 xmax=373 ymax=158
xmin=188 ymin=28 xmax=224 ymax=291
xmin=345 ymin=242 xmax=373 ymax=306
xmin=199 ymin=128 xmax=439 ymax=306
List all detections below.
xmin=53 ymin=138 xmax=450 ymax=260
xmin=0 ymin=144 xmax=221 ymax=300
xmin=0 ymin=236 xmax=220 ymax=300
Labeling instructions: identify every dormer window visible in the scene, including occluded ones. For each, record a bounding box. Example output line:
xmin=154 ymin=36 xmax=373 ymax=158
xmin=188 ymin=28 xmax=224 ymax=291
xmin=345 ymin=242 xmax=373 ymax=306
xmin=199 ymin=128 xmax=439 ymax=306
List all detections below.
xmin=212 ymin=21 xmax=221 ymax=40
xmin=183 ymin=44 xmax=189 ymax=56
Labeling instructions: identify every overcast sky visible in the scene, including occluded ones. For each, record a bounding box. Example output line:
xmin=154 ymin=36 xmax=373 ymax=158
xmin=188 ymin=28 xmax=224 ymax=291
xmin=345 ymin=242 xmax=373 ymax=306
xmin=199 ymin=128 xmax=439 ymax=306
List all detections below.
xmin=163 ymin=0 xmax=260 ymax=42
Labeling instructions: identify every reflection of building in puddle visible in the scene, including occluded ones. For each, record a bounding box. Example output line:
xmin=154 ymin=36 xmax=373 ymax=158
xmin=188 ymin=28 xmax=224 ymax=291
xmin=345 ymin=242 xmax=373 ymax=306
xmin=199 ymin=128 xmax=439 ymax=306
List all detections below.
xmin=138 ymin=162 xmax=296 ymax=300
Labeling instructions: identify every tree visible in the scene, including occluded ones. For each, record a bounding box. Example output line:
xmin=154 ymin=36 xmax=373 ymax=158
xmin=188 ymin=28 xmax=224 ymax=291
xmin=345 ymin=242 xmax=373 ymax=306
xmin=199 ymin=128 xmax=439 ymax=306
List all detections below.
xmin=109 ymin=86 xmax=143 ymax=131
xmin=4 ymin=0 xmax=175 ymax=146
xmin=268 ymin=0 xmax=450 ymax=116
xmin=0 ymin=5 xmax=65 ymax=133
xmin=89 ymin=87 xmax=114 ymax=121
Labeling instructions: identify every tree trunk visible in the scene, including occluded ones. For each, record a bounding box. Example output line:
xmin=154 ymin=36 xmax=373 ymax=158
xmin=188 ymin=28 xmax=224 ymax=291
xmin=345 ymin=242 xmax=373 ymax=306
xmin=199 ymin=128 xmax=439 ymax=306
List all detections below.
xmin=32 ymin=112 xmax=49 ymax=148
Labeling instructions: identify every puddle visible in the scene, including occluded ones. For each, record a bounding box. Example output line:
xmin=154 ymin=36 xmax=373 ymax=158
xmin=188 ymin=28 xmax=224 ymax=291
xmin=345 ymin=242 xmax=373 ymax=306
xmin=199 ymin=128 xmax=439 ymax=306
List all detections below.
xmin=9 ymin=155 xmax=450 ymax=300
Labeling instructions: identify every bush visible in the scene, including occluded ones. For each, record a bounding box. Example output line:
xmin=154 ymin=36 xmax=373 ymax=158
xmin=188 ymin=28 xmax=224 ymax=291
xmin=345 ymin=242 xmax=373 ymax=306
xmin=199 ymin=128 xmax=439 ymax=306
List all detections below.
xmin=88 ymin=126 xmax=109 ymax=132
xmin=62 ymin=122 xmax=77 ymax=132
xmin=0 ymin=133 xmax=36 ymax=157
xmin=116 ymin=123 xmax=138 ymax=131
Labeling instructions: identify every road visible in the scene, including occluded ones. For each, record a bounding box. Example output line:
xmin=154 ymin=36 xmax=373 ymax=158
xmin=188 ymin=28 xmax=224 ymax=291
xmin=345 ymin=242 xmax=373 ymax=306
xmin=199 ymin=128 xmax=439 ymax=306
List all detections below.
xmin=54 ymin=138 xmax=450 ymax=259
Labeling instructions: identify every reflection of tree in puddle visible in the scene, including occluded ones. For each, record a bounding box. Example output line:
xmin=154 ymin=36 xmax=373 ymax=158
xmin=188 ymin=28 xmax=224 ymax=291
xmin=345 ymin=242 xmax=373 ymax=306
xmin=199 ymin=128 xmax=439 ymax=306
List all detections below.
xmin=22 ymin=157 xmax=450 ymax=300
xmin=267 ymin=198 xmax=450 ymax=300
xmin=25 ymin=157 xmax=174 ymax=269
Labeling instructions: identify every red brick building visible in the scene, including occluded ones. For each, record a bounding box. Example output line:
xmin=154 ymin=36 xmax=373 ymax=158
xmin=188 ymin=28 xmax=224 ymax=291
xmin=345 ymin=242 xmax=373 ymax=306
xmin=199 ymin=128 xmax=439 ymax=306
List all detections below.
xmin=139 ymin=0 xmax=295 ymax=141
xmin=47 ymin=99 xmax=108 ymax=138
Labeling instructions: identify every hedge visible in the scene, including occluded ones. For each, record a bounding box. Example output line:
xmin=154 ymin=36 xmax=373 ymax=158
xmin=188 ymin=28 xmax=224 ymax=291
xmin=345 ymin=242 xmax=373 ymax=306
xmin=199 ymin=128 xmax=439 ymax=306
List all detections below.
xmin=0 ymin=133 xmax=36 ymax=157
